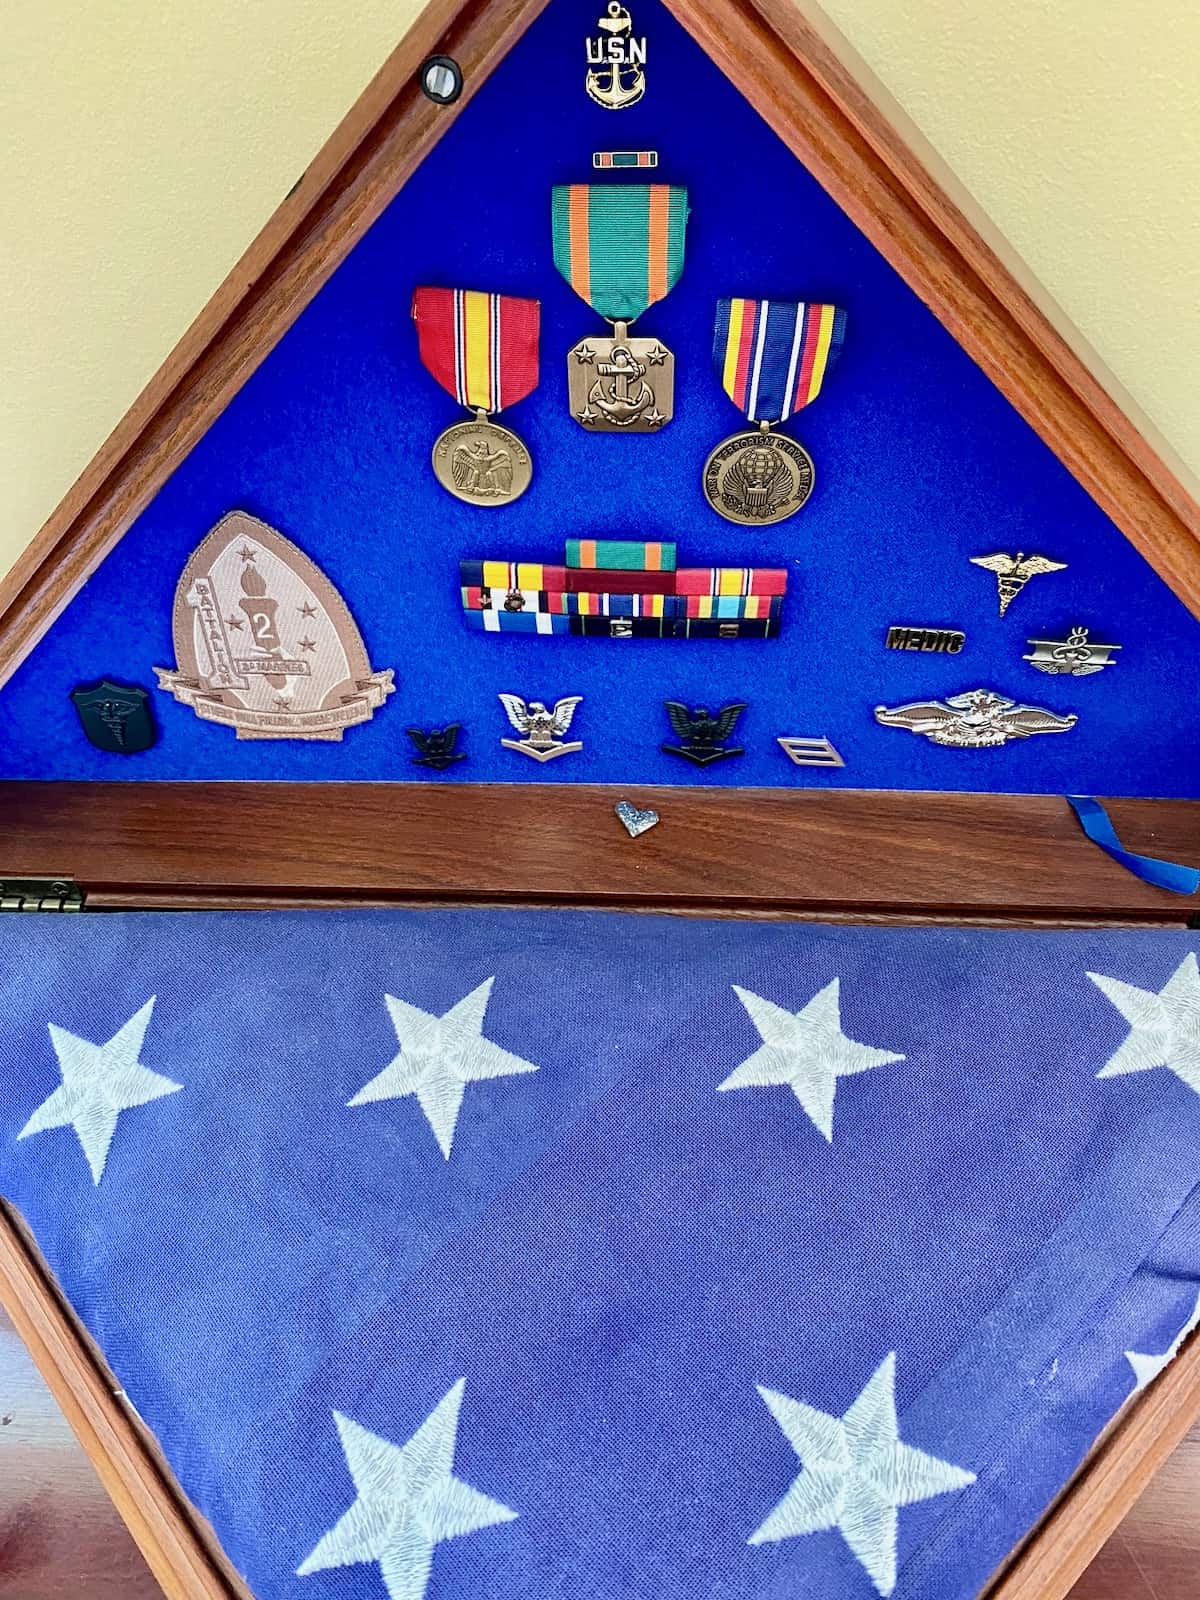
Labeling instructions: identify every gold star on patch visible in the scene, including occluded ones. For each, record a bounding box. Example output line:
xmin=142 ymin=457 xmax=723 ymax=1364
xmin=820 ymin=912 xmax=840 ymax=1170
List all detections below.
xmin=298 ymin=602 xmax=318 ymax=618
xmin=238 ymin=546 xmax=257 ymax=561
xmin=225 ymin=615 xmax=244 ymax=630
xmin=299 ymin=637 xmax=317 ymax=652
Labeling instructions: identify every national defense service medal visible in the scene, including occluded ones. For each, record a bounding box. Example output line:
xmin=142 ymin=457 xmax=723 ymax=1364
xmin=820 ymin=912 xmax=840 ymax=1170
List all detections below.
xmin=552 ymin=183 xmax=688 ymax=432
xmin=704 ymin=298 xmax=846 ymax=524
xmin=412 ymin=288 xmax=540 ymax=506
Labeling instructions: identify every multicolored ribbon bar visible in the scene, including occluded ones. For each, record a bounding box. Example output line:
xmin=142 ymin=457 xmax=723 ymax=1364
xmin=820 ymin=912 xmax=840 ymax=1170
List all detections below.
xmin=566 ymin=539 xmax=676 ymax=572
xmin=565 ymin=568 xmax=676 ymax=595
xmin=552 ymin=185 xmax=689 ymax=322
xmin=412 ymin=288 xmax=539 ymax=413
xmin=460 ymin=561 xmax=568 ymax=592
xmin=714 ymin=298 xmax=846 ymax=424
xmin=462 ymin=610 xmax=571 ymax=636
xmin=674 ymin=567 xmax=789 ymax=597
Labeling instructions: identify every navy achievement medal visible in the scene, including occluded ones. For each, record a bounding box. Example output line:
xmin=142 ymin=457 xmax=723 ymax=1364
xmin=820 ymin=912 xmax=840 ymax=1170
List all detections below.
xmin=552 ymin=183 xmax=689 ymax=431
xmin=705 ymin=298 xmax=847 ymax=524
xmin=411 ymin=288 xmax=540 ymax=506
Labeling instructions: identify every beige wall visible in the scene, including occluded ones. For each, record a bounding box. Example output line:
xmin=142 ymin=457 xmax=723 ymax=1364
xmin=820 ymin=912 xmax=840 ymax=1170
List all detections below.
xmin=2 ymin=1 xmax=1198 ymax=577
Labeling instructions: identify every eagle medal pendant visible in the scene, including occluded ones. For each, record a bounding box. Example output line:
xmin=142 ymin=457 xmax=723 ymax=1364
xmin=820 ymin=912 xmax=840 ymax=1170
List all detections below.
xmin=568 ymin=321 xmax=673 ymax=432
xmin=432 ymin=411 xmax=533 ymax=506
xmin=702 ymin=423 xmax=815 ymax=525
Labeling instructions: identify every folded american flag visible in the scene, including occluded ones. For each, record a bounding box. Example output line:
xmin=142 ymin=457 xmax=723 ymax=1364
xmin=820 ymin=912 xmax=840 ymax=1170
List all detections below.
xmin=1 ymin=910 xmax=1198 ymax=1600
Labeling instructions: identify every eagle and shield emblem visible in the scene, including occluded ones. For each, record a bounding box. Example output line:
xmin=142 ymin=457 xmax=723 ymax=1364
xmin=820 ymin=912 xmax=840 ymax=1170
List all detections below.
xmin=155 ymin=512 xmax=394 ymax=740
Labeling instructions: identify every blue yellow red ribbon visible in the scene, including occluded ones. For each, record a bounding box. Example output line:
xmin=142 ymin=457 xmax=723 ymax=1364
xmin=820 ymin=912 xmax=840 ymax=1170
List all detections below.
xmin=714 ymin=298 xmax=846 ymax=424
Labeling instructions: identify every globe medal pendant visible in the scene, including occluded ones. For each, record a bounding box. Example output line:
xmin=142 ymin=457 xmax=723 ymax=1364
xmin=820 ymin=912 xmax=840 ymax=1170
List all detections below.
xmin=702 ymin=425 xmax=815 ymax=525
xmin=432 ymin=413 xmax=533 ymax=507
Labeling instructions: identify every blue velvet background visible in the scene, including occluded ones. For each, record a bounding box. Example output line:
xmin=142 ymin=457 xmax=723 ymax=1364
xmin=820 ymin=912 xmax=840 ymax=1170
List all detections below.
xmin=3 ymin=0 xmax=1198 ymax=793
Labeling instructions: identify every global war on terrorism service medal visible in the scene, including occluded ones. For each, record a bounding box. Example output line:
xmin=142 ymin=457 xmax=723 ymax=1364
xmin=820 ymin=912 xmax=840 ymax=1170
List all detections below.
xmin=704 ymin=297 xmax=847 ymax=524
xmin=552 ymin=182 xmax=689 ymax=431
xmin=411 ymin=287 xmax=540 ymax=505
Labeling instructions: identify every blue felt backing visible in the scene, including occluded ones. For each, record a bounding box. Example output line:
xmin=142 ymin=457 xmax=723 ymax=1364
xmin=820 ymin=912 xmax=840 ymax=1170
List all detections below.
xmin=2 ymin=0 xmax=1198 ymax=794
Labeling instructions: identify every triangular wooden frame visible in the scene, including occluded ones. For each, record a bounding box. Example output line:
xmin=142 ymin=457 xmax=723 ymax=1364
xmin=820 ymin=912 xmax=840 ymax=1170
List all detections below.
xmin=0 ymin=9 xmax=1198 ymax=1596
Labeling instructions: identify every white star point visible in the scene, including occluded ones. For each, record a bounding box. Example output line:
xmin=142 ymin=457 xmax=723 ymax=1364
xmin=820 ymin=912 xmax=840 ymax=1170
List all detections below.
xmin=17 ymin=997 xmax=182 ymax=1184
xmin=748 ymin=1354 xmax=974 ymax=1597
xmin=348 ymin=979 xmax=539 ymax=1158
xmin=1089 ymin=954 xmax=1200 ymax=1094
xmin=297 ymin=1380 xmax=517 ymax=1600
xmin=721 ymin=979 xmax=904 ymax=1141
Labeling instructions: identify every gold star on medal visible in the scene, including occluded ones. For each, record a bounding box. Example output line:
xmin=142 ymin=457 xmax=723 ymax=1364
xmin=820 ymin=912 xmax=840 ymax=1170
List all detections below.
xmin=646 ymin=343 xmax=668 ymax=365
xmin=578 ymin=405 xmax=600 ymax=425
xmin=644 ymin=408 xmax=667 ymax=427
xmin=572 ymin=343 xmax=596 ymax=364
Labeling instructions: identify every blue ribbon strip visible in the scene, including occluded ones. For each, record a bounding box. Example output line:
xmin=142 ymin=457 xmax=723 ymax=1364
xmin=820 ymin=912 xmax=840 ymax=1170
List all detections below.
xmin=1067 ymin=795 xmax=1200 ymax=895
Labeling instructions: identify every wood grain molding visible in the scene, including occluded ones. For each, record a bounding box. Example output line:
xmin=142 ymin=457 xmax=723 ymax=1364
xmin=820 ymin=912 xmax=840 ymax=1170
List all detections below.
xmin=985 ymin=1329 xmax=1200 ymax=1600
xmin=0 ymin=782 xmax=1196 ymax=919
xmin=0 ymin=0 xmax=1199 ymax=691
xmin=0 ymin=1204 xmax=248 ymax=1600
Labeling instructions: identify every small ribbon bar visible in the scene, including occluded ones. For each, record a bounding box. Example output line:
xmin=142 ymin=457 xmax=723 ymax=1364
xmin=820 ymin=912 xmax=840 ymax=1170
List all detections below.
xmin=459 ymin=560 xmax=568 ymax=592
xmin=566 ymin=538 xmax=676 ymax=572
xmin=463 ymin=611 xmax=571 ymax=636
xmin=1068 ymin=796 xmax=1200 ymax=895
xmin=552 ymin=184 xmax=689 ymax=322
xmin=566 ymin=567 xmax=676 ymax=595
xmin=674 ymin=567 xmax=788 ymax=597
xmin=715 ymin=298 xmax=846 ymax=424
xmin=411 ymin=288 xmax=539 ymax=413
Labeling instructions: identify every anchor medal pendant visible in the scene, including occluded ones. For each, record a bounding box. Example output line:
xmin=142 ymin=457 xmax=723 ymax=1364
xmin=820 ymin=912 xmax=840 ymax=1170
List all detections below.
xmin=432 ymin=410 xmax=533 ymax=505
xmin=569 ymin=321 xmax=673 ymax=432
xmin=706 ymin=297 xmax=846 ymax=524
xmin=552 ymin=183 xmax=689 ymax=433
xmin=411 ymin=287 xmax=540 ymax=506
xmin=703 ymin=421 xmax=815 ymax=525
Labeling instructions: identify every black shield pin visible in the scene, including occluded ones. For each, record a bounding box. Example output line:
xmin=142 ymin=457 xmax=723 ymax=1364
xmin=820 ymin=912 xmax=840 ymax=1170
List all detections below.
xmin=70 ymin=680 xmax=157 ymax=754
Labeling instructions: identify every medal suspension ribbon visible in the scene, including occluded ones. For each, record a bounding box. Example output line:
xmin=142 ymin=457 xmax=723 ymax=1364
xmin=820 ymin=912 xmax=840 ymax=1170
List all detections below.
xmin=552 ymin=184 xmax=689 ymax=323
xmin=714 ymin=298 xmax=847 ymax=424
xmin=411 ymin=288 xmax=539 ymax=413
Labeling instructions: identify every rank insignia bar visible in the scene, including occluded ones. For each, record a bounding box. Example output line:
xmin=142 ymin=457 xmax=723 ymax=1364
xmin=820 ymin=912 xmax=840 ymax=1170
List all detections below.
xmin=885 ymin=626 xmax=965 ymax=655
xmin=593 ymin=151 xmax=658 ymax=168
xmin=1023 ymin=626 xmax=1120 ymax=676
xmin=406 ymin=725 xmax=467 ymax=769
xmin=662 ymin=701 xmax=746 ymax=765
xmin=777 ymin=736 xmax=845 ymax=768
xmin=874 ymin=688 xmax=1077 ymax=747
xmin=498 ymin=694 xmax=583 ymax=760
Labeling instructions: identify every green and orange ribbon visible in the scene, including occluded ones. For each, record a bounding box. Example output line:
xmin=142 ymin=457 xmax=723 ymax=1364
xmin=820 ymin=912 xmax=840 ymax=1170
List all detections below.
xmin=551 ymin=184 xmax=689 ymax=323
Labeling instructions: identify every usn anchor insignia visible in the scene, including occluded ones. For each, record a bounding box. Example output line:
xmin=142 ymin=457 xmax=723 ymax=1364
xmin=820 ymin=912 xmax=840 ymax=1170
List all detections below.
xmin=874 ymin=688 xmax=1077 ymax=747
xmin=585 ymin=4 xmax=646 ymax=110
xmin=155 ymin=511 xmax=395 ymax=740
xmin=498 ymin=694 xmax=584 ymax=761
xmin=570 ymin=330 xmax=671 ymax=430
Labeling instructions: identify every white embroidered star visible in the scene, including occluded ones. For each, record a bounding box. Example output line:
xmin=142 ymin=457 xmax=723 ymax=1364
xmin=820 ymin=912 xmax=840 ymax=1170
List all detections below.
xmin=719 ymin=980 xmax=904 ymax=1140
xmin=297 ymin=1379 xmax=517 ymax=1600
xmin=17 ymin=998 xmax=182 ymax=1184
xmin=347 ymin=978 xmax=539 ymax=1158
xmin=1126 ymin=1289 xmax=1200 ymax=1391
xmin=750 ymin=1354 xmax=975 ymax=1597
xmin=1088 ymin=952 xmax=1200 ymax=1094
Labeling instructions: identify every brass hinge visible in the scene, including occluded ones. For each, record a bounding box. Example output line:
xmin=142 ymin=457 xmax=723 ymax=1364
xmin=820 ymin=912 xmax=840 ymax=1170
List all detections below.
xmin=0 ymin=878 xmax=86 ymax=912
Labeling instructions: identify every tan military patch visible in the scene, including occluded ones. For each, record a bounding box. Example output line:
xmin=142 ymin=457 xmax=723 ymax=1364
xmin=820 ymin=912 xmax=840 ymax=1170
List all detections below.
xmin=155 ymin=511 xmax=394 ymax=741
